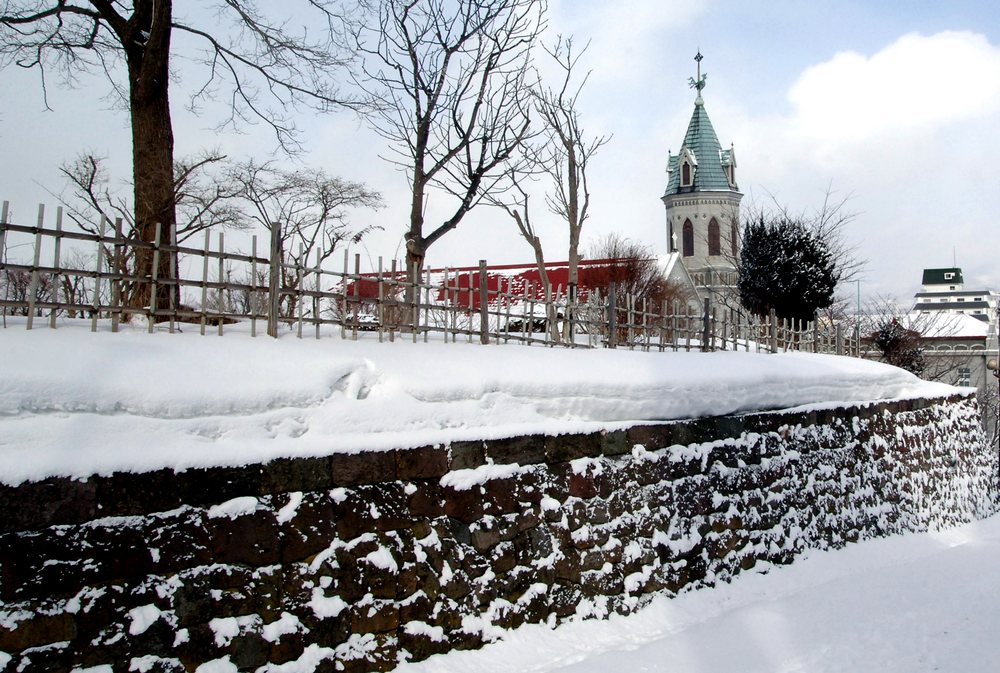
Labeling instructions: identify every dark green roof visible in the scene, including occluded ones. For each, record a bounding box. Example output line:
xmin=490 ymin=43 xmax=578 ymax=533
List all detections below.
xmin=664 ymin=98 xmax=738 ymax=197
xmin=922 ymin=268 xmax=964 ymax=285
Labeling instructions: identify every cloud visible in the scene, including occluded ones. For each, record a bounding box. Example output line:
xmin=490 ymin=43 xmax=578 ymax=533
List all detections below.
xmin=787 ymin=31 xmax=1000 ymax=149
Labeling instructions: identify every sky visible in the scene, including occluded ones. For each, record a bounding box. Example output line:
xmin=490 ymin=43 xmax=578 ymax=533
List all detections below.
xmin=2 ymin=0 xmax=1000 ymax=302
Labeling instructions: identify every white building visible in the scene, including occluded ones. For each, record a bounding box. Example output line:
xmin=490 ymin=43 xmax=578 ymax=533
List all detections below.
xmin=912 ymin=267 xmax=997 ymax=323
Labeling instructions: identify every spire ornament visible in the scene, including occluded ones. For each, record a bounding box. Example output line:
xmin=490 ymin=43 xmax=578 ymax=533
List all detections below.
xmin=688 ymin=50 xmax=707 ymax=102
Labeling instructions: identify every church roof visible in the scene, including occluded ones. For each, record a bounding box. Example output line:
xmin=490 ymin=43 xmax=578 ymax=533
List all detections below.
xmin=664 ymin=97 xmax=738 ymax=197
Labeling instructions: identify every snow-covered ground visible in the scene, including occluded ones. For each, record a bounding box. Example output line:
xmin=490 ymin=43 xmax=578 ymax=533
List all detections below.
xmin=398 ymin=513 xmax=1000 ymax=673
xmin=0 ymin=318 xmax=955 ymax=485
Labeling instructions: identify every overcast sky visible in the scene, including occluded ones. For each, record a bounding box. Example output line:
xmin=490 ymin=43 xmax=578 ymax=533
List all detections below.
xmin=2 ymin=0 xmax=999 ymax=303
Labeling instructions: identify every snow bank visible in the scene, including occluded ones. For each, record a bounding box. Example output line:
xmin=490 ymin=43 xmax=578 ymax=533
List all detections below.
xmin=0 ymin=320 xmax=955 ymax=485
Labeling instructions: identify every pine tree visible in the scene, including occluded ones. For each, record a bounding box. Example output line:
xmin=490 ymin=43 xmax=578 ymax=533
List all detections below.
xmin=738 ymin=216 xmax=839 ymax=322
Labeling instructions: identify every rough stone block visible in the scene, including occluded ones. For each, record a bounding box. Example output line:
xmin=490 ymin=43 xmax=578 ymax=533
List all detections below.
xmin=0 ymin=612 xmax=76 ymax=652
xmin=545 ymin=433 xmax=601 ymax=464
xmin=178 ymin=465 xmax=264 ymax=507
xmin=487 ymin=435 xmax=546 ymax=466
xmin=0 ymin=477 xmax=97 ymax=534
xmin=441 ymin=486 xmax=484 ymax=524
xmin=209 ymin=507 xmax=281 ymax=567
xmin=97 ymin=469 xmax=181 ymax=519
xmin=330 ymin=451 xmax=396 ymax=486
xmin=407 ymin=483 xmax=444 ymax=519
xmin=482 ymin=477 xmax=519 ymax=514
xmin=448 ymin=441 xmax=486 ymax=471
xmin=261 ymin=456 xmax=332 ymax=494
xmin=568 ymin=472 xmax=598 ymax=500
xmin=626 ymin=424 xmax=675 ymax=451
xmin=147 ymin=508 xmax=213 ymax=574
xmin=600 ymin=430 xmax=630 ymax=457
xmin=397 ymin=445 xmax=449 ymax=481
xmin=279 ymin=493 xmax=337 ymax=563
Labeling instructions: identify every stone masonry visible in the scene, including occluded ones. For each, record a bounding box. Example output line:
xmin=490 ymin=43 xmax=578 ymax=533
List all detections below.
xmin=0 ymin=393 xmax=996 ymax=671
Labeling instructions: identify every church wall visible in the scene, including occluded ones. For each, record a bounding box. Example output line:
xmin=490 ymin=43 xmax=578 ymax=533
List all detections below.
xmin=663 ymin=193 xmax=742 ymax=295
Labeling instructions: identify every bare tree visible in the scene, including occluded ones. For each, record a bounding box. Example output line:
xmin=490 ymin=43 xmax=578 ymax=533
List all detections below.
xmin=221 ymin=159 xmax=383 ymax=319
xmin=1 ymin=1 xmax=358 ymax=312
xmin=56 ymin=151 xmax=244 ymax=314
xmin=531 ymin=35 xmax=609 ymax=338
xmin=353 ymin=0 xmax=545 ymax=281
xmin=1 ymin=269 xmax=52 ymax=316
xmin=493 ymin=178 xmax=561 ymax=342
xmin=586 ymin=234 xmax=691 ymax=309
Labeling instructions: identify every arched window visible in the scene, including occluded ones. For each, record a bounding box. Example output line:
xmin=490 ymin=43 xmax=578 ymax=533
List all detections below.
xmin=731 ymin=221 xmax=739 ymax=257
xmin=708 ymin=218 xmax=720 ymax=256
xmin=682 ymin=219 xmax=694 ymax=257
xmin=681 ymin=162 xmax=692 ymax=187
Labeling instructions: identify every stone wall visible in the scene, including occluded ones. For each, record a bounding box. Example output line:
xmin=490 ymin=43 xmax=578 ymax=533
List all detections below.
xmin=1 ymin=394 xmax=996 ymax=672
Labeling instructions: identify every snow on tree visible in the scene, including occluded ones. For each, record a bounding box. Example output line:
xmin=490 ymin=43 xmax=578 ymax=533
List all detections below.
xmin=738 ymin=215 xmax=839 ymax=323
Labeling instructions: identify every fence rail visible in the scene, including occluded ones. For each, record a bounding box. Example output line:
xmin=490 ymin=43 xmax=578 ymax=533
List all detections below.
xmin=0 ymin=202 xmax=861 ymax=356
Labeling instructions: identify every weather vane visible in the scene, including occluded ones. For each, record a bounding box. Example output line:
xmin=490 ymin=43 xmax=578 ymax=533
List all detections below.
xmin=688 ymin=50 xmax=707 ymax=92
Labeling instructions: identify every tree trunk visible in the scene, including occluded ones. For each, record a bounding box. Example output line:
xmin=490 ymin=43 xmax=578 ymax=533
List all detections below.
xmin=124 ymin=0 xmax=178 ymax=318
xmin=563 ymin=146 xmax=580 ymax=342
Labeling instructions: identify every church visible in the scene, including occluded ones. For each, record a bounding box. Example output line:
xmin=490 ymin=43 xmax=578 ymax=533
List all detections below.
xmin=662 ymin=52 xmax=743 ymax=303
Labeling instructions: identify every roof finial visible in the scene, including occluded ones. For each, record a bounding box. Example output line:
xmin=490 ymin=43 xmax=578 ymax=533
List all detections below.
xmin=688 ymin=50 xmax=707 ymax=103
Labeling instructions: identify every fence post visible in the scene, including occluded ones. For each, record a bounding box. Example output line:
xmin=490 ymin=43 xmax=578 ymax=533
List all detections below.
xmin=607 ymin=282 xmax=617 ymax=348
xmin=47 ymin=207 xmax=64 ymax=329
xmin=111 ymin=218 xmax=123 ymax=333
xmin=812 ymin=316 xmax=819 ymax=353
xmin=701 ymin=297 xmax=711 ymax=352
xmin=478 ymin=259 xmax=489 ymax=345
xmin=769 ymin=308 xmax=777 ymax=353
xmin=147 ymin=222 xmax=162 ymax=333
xmin=0 ymin=202 xmax=6 ymax=329
xmin=92 ymin=217 xmax=108 ymax=333
xmin=836 ymin=323 xmax=844 ymax=356
xmin=26 ymin=205 xmax=44 ymax=330
xmin=267 ymin=223 xmax=281 ymax=338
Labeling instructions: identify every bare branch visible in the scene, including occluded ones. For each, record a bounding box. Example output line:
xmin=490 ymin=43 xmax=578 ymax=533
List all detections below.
xmin=353 ymin=0 xmax=545 ymax=276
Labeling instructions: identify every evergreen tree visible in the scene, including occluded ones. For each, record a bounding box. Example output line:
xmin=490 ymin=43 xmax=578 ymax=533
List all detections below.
xmin=871 ymin=318 xmax=926 ymax=376
xmin=738 ymin=215 xmax=839 ymax=322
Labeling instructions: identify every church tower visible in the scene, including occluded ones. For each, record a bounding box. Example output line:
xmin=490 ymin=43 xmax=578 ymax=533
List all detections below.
xmin=662 ymin=52 xmax=743 ymax=301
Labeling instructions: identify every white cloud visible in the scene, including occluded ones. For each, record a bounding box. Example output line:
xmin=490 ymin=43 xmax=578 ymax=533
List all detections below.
xmin=787 ymin=31 xmax=1000 ymax=149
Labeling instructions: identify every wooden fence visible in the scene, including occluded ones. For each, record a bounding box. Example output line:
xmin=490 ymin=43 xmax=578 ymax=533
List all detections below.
xmin=0 ymin=202 xmax=861 ymax=356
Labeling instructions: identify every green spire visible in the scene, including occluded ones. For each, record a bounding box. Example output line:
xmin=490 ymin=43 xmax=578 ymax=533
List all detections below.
xmin=664 ymin=52 xmax=738 ymax=196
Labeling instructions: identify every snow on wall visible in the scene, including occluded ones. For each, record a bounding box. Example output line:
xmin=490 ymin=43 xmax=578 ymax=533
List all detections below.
xmin=0 ymin=394 xmax=996 ymax=671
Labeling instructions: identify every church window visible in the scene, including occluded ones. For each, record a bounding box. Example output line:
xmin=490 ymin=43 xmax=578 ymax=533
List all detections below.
xmin=730 ymin=221 xmax=738 ymax=256
xmin=708 ymin=218 xmax=721 ymax=256
xmin=682 ymin=220 xmax=694 ymax=257
xmin=681 ymin=162 xmax=692 ymax=187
